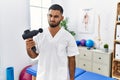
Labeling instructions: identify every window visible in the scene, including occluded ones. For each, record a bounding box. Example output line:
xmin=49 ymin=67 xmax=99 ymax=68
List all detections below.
xmin=30 ymin=0 xmax=51 ymax=30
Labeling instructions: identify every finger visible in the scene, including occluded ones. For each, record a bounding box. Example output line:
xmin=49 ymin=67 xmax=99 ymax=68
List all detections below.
xmin=26 ymin=42 xmax=35 ymax=49
xmin=26 ymin=40 xmax=35 ymax=46
xmin=26 ymin=38 xmax=33 ymax=41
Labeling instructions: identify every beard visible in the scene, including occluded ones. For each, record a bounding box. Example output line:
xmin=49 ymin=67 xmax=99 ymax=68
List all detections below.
xmin=49 ymin=21 xmax=61 ymax=28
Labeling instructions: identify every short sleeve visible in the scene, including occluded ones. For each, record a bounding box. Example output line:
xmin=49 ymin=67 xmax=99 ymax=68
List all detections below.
xmin=66 ymin=36 xmax=79 ymax=57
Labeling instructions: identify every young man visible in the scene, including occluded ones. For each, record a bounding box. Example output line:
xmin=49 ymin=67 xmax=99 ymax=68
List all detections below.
xmin=25 ymin=4 xmax=79 ymax=80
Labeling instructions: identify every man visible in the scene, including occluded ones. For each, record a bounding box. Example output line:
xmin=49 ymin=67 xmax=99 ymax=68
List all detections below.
xmin=25 ymin=4 xmax=79 ymax=80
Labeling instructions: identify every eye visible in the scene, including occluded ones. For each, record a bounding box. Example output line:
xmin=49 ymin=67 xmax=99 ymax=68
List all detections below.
xmin=54 ymin=15 xmax=59 ymax=18
xmin=48 ymin=14 xmax=52 ymax=17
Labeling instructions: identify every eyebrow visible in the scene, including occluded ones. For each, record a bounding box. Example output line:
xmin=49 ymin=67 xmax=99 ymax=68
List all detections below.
xmin=48 ymin=14 xmax=59 ymax=18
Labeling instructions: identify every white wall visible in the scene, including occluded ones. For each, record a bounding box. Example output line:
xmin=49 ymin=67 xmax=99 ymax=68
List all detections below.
xmin=0 ymin=0 xmax=32 ymax=80
xmin=52 ymin=0 xmax=120 ymax=50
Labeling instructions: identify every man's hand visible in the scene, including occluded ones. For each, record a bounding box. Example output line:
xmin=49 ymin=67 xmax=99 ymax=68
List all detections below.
xmin=26 ymin=38 xmax=35 ymax=50
xmin=25 ymin=38 xmax=38 ymax=58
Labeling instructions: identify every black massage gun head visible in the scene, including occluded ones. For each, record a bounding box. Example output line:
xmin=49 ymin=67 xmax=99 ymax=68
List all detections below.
xmin=39 ymin=28 xmax=43 ymax=33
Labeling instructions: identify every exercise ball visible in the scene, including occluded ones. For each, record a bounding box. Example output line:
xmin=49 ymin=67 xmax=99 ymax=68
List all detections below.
xmin=19 ymin=65 xmax=32 ymax=80
xmin=80 ymin=39 xmax=86 ymax=46
xmin=76 ymin=40 xmax=81 ymax=46
xmin=86 ymin=39 xmax=94 ymax=48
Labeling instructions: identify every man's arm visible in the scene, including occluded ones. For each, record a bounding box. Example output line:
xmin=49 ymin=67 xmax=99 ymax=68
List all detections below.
xmin=68 ymin=56 xmax=76 ymax=80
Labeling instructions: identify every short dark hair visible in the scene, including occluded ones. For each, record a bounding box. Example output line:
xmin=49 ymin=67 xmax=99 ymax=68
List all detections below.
xmin=49 ymin=4 xmax=63 ymax=14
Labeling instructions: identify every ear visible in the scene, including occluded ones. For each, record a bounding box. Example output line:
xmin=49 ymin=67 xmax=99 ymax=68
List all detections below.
xmin=61 ymin=16 xmax=64 ymax=21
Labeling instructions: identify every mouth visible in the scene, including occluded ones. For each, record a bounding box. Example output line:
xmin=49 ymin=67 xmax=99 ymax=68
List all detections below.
xmin=50 ymin=21 xmax=56 ymax=24
xmin=50 ymin=21 xmax=55 ymax=23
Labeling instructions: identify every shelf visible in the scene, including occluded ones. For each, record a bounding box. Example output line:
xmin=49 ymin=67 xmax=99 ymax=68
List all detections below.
xmin=113 ymin=59 xmax=120 ymax=62
xmin=112 ymin=75 xmax=120 ymax=80
xmin=112 ymin=2 xmax=120 ymax=79
xmin=116 ymin=21 xmax=120 ymax=24
xmin=112 ymin=71 xmax=120 ymax=78
xmin=112 ymin=60 xmax=120 ymax=79
xmin=114 ymin=40 xmax=120 ymax=43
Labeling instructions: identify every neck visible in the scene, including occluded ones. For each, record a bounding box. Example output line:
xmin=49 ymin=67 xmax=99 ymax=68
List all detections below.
xmin=48 ymin=26 xmax=61 ymax=37
xmin=49 ymin=26 xmax=60 ymax=30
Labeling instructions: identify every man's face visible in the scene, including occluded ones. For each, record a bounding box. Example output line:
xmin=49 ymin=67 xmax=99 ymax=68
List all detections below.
xmin=47 ymin=10 xmax=63 ymax=28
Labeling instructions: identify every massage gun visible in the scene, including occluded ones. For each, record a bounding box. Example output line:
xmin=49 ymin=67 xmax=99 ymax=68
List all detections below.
xmin=22 ymin=28 xmax=43 ymax=52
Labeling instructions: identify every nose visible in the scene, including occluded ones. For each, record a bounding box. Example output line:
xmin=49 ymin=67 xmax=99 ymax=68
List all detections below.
xmin=50 ymin=17 xmax=55 ymax=21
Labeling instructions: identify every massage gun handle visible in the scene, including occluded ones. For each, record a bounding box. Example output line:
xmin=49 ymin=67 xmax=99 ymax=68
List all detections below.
xmin=31 ymin=46 xmax=36 ymax=53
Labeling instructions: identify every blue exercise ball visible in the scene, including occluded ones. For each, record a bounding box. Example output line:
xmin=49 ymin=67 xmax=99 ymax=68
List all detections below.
xmin=76 ymin=40 xmax=81 ymax=46
xmin=80 ymin=39 xmax=86 ymax=46
xmin=86 ymin=39 xmax=94 ymax=48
